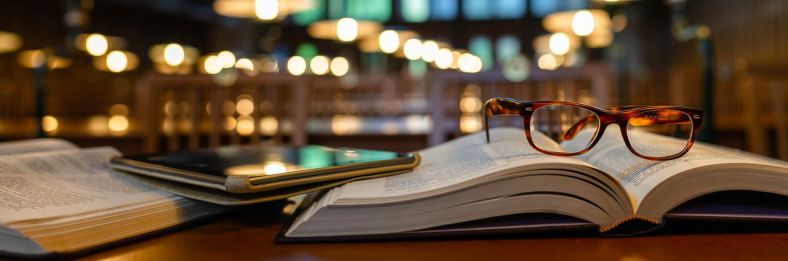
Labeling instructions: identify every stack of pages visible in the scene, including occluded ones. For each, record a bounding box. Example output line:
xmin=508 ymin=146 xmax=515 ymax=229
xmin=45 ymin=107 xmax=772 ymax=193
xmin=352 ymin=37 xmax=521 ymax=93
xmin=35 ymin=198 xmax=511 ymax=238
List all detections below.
xmin=280 ymin=127 xmax=788 ymax=240
xmin=0 ymin=139 xmax=226 ymax=257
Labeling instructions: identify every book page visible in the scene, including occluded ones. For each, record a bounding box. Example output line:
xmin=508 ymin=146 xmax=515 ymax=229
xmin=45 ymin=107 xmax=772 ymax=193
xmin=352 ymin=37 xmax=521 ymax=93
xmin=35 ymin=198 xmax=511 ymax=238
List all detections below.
xmin=0 ymin=138 xmax=78 ymax=156
xmin=0 ymin=147 xmax=172 ymax=224
xmin=562 ymin=128 xmax=788 ymax=210
xmin=337 ymin=127 xmax=582 ymax=200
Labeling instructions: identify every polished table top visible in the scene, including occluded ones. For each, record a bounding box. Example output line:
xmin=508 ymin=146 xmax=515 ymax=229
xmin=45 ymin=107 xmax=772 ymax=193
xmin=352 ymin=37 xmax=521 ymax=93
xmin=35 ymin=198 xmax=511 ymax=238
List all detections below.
xmin=76 ymin=203 xmax=788 ymax=261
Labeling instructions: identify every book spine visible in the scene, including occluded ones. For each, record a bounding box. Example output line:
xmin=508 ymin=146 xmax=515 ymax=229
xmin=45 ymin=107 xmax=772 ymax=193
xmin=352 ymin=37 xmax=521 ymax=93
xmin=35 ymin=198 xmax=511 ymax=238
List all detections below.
xmin=599 ymin=216 xmax=663 ymax=236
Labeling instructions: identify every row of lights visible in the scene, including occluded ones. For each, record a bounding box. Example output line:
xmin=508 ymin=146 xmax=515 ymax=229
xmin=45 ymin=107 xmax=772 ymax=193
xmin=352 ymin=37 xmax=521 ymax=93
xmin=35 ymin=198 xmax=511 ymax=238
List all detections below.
xmin=378 ymin=29 xmax=483 ymax=73
xmin=286 ymin=55 xmax=349 ymax=77
xmin=41 ymin=104 xmax=130 ymax=136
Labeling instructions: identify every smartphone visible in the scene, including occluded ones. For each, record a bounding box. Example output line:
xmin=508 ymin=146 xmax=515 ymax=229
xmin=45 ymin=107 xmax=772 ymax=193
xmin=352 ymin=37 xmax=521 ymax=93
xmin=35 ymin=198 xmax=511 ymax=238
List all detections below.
xmin=110 ymin=144 xmax=419 ymax=194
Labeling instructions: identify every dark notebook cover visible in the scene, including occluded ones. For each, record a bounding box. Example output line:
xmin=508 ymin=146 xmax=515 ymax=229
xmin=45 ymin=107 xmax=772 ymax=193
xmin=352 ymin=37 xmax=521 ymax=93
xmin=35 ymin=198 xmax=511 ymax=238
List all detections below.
xmin=276 ymin=191 xmax=788 ymax=242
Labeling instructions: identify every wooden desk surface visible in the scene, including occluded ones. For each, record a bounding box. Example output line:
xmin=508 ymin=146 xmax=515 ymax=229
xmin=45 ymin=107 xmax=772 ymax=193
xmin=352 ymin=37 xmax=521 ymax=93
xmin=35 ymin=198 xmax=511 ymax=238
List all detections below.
xmin=76 ymin=204 xmax=788 ymax=261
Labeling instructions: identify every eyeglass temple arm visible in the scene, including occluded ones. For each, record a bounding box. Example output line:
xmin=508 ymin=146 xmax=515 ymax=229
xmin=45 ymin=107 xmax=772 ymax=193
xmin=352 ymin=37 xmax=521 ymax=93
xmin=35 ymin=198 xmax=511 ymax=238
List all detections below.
xmin=484 ymin=98 xmax=522 ymax=143
xmin=561 ymin=115 xmax=597 ymax=141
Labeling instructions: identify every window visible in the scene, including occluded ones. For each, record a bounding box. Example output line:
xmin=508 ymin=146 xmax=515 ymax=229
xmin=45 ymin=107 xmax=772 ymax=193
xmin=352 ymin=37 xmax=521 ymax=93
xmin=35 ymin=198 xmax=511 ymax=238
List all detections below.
xmin=469 ymin=35 xmax=493 ymax=71
xmin=531 ymin=0 xmax=588 ymax=17
xmin=430 ymin=0 xmax=457 ymax=21
xmin=292 ymin=0 xmax=324 ymax=26
xmin=496 ymin=35 xmax=520 ymax=64
xmin=493 ymin=0 xmax=526 ymax=19
xmin=462 ymin=0 xmax=491 ymax=20
xmin=346 ymin=0 xmax=391 ymax=22
xmin=463 ymin=0 xmax=526 ymax=20
xmin=401 ymin=0 xmax=430 ymax=22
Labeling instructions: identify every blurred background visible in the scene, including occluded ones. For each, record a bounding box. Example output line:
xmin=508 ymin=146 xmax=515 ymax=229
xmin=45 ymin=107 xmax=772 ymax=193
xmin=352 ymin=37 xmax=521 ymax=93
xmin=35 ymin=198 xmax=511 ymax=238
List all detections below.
xmin=0 ymin=0 xmax=785 ymax=160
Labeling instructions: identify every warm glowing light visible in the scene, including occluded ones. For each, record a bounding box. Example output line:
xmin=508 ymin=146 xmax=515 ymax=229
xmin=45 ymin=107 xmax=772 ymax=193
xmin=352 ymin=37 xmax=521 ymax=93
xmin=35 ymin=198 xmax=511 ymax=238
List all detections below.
xmin=236 ymin=98 xmax=254 ymax=115
xmin=110 ymin=104 xmax=129 ymax=116
xmin=164 ymin=100 xmax=176 ymax=116
xmin=405 ymin=115 xmax=431 ymax=134
xmin=255 ymin=0 xmax=279 ymax=20
xmin=106 ymin=51 xmax=128 ymax=73
xmin=18 ymin=50 xmax=71 ymax=69
xmin=549 ymin=33 xmax=571 ymax=55
xmin=203 ymin=55 xmax=223 ymax=74
xmin=287 ymin=56 xmax=307 ymax=76
xmin=149 ymin=43 xmax=199 ymax=74
xmin=85 ymin=34 xmax=109 ymax=56
xmin=460 ymin=96 xmax=483 ymax=113
xmin=236 ymin=115 xmax=255 ymax=135
xmin=0 ymin=31 xmax=23 ymax=53
xmin=19 ymin=50 xmax=46 ymax=68
xmin=460 ymin=114 xmax=483 ymax=133
xmin=263 ymin=161 xmax=287 ymax=175
xmin=458 ymin=53 xmax=482 ymax=73
xmin=329 ymin=57 xmax=349 ymax=77
xmin=310 ymin=55 xmax=330 ymax=75
xmin=538 ymin=53 xmax=560 ymax=70
xmin=572 ymin=10 xmax=596 ymax=36
xmin=260 ymin=57 xmax=279 ymax=72
xmin=42 ymin=116 xmax=58 ymax=133
xmin=225 ymin=116 xmax=237 ymax=130
xmin=108 ymin=115 xmax=129 ymax=133
xmin=331 ymin=115 xmax=362 ymax=135
xmin=420 ymin=40 xmax=439 ymax=62
xmin=259 ymin=116 xmax=278 ymax=135
xmin=308 ymin=19 xmax=382 ymax=41
xmin=435 ymin=48 xmax=453 ymax=69
xmin=612 ymin=14 xmax=627 ymax=33
xmin=217 ymin=51 xmax=236 ymax=68
xmin=378 ymin=30 xmax=400 ymax=54
xmin=403 ymin=38 xmax=423 ymax=60
xmin=163 ymin=43 xmax=185 ymax=66
xmin=336 ymin=18 xmax=358 ymax=42
xmin=235 ymin=58 xmax=255 ymax=72
xmin=88 ymin=115 xmax=109 ymax=135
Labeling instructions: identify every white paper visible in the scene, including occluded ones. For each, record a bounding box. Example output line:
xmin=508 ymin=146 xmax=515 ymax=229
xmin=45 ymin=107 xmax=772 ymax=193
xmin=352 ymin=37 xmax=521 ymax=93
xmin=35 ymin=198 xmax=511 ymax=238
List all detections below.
xmin=0 ymin=147 xmax=172 ymax=224
xmin=338 ymin=128 xmax=567 ymax=199
xmin=0 ymin=138 xmax=77 ymax=156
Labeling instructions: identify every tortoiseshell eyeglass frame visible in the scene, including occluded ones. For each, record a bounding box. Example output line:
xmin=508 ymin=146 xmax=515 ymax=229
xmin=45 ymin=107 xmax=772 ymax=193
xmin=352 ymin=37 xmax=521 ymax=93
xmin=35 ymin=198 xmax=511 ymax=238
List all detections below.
xmin=483 ymin=97 xmax=704 ymax=160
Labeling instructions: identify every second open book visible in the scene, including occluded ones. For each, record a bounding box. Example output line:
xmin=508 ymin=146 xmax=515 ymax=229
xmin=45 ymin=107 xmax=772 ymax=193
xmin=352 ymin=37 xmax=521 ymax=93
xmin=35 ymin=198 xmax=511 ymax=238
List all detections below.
xmin=280 ymin=127 xmax=788 ymax=240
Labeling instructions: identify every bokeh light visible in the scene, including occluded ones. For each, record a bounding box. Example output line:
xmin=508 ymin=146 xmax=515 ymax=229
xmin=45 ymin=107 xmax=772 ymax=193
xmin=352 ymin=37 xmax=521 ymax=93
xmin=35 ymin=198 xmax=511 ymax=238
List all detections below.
xmin=435 ymin=48 xmax=453 ymax=69
xmin=42 ymin=116 xmax=58 ymax=133
xmin=106 ymin=51 xmax=128 ymax=73
xmin=378 ymin=30 xmax=400 ymax=54
xmin=330 ymin=57 xmax=350 ymax=77
xmin=548 ymin=33 xmax=571 ymax=55
xmin=255 ymin=0 xmax=279 ymax=20
xmin=163 ymin=43 xmax=185 ymax=66
xmin=85 ymin=34 xmax=108 ymax=56
xmin=287 ymin=56 xmax=307 ymax=76
xmin=310 ymin=55 xmax=330 ymax=75
xmin=337 ymin=18 xmax=359 ymax=42
xmin=420 ymin=40 xmax=439 ymax=62
xmin=572 ymin=10 xmax=596 ymax=36
xmin=403 ymin=38 xmax=423 ymax=60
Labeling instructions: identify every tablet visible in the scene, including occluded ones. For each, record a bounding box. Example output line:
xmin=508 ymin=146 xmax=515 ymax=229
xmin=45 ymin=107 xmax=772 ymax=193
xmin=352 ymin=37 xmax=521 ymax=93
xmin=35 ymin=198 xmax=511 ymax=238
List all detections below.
xmin=110 ymin=144 xmax=419 ymax=194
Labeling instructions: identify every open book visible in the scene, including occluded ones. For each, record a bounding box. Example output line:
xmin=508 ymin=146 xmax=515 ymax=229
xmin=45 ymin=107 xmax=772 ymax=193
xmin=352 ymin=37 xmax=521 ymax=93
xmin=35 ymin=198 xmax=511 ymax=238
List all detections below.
xmin=0 ymin=139 xmax=226 ymax=257
xmin=280 ymin=127 xmax=788 ymax=240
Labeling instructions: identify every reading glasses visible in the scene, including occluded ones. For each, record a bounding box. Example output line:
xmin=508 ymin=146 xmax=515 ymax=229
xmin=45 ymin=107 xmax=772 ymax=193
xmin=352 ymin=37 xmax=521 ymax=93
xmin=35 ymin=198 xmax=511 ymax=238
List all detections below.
xmin=483 ymin=98 xmax=704 ymax=160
